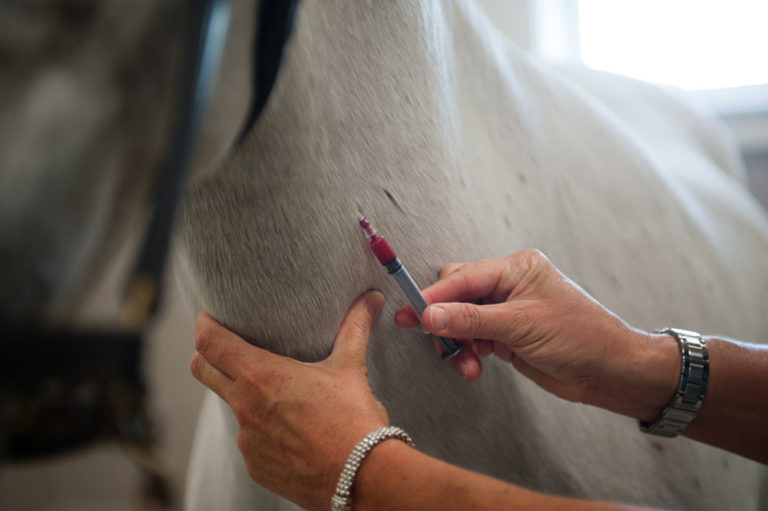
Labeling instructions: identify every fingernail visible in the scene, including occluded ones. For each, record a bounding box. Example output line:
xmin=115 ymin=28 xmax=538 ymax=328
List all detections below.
xmin=365 ymin=291 xmax=385 ymax=314
xmin=429 ymin=306 xmax=448 ymax=332
xmin=458 ymin=359 xmax=470 ymax=381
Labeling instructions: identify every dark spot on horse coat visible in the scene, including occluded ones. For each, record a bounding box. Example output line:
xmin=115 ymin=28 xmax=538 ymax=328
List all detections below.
xmin=383 ymin=188 xmax=405 ymax=213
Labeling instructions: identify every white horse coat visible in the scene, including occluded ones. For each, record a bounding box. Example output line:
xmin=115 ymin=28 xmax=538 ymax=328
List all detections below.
xmin=175 ymin=1 xmax=768 ymax=509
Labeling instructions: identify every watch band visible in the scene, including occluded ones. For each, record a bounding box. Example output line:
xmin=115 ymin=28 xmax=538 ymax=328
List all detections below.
xmin=331 ymin=426 xmax=415 ymax=511
xmin=639 ymin=328 xmax=709 ymax=437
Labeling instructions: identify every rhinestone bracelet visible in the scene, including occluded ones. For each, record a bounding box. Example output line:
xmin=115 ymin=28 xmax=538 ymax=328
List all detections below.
xmin=330 ymin=426 xmax=415 ymax=511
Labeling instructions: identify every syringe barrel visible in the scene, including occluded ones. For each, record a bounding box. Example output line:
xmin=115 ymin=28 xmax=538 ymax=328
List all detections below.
xmin=386 ymin=259 xmax=428 ymax=315
xmin=386 ymin=258 xmax=463 ymax=360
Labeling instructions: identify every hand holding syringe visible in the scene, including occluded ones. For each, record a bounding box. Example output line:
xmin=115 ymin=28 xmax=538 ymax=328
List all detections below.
xmin=358 ymin=214 xmax=463 ymax=360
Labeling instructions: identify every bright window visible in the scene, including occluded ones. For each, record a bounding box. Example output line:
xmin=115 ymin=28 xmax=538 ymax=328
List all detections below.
xmin=577 ymin=0 xmax=768 ymax=91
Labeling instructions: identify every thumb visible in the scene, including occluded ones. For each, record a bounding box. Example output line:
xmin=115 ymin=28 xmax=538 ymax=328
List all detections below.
xmin=328 ymin=291 xmax=385 ymax=370
xmin=423 ymin=302 xmax=512 ymax=341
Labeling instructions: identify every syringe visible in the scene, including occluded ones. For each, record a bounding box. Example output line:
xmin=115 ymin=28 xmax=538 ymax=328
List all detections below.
xmin=358 ymin=214 xmax=463 ymax=360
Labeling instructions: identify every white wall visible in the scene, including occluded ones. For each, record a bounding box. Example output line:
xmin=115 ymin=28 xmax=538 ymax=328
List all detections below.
xmin=476 ymin=0 xmax=768 ymax=210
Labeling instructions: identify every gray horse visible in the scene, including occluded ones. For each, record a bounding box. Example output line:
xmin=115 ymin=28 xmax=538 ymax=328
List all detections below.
xmin=3 ymin=1 xmax=767 ymax=510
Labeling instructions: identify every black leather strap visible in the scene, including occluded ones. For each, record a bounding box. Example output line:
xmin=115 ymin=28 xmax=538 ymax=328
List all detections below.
xmin=126 ymin=0 xmax=233 ymax=322
xmin=237 ymin=0 xmax=300 ymax=144
xmin=128 ymin=0 xmax=300 ymax=321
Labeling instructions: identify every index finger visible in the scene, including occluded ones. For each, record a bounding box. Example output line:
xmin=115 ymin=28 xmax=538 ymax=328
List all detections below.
xmin=422 ymin=257 xmax=521 ymax=304
xmin=194 ymin=310 xmax=278 ymax=379
xmin=395 ymin=257 xmax=512 ymax=326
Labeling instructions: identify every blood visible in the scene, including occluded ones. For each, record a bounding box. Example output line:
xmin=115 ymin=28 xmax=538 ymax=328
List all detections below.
xmin=358 ymin=216 xmax=397 ymax=265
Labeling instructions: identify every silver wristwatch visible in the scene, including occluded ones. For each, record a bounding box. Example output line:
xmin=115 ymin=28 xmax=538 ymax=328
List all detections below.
xmin=639 ymin=328 xmax=709 ymax=437
xmin=331 ymin=426 xmax=415 ymax=511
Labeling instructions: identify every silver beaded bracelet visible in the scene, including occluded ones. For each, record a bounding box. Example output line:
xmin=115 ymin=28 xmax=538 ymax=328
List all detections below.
xmin=330 ymin=426 xmax=415 ymax=511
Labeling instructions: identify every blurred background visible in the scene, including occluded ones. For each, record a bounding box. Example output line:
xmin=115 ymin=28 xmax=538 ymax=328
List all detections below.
xmin=485 ymin=0 xmax=768 ymax=208
xmin=2 ymin=1 xmax=766 ymax=509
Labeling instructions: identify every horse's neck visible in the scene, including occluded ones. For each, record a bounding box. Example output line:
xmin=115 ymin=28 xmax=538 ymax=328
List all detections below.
xmin=176 ymin=0 xmax=499 ymax=358
xmin=181 ymin=3 xmax=768 ymax=508
xmin=176 ymin=0 xmax=768 ymax=363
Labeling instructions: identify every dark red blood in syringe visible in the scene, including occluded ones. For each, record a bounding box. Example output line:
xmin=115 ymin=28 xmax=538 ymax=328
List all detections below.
xmin=370 ymin=237 xmax=396 ymax=265
xmin=358 ymin=216 xmax=396 ymax=265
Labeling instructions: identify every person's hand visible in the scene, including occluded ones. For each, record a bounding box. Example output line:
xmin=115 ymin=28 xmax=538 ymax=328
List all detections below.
xmin=395 ymin=249 xmax=680 ymax=421
xmin=190 ymin=291 xmax=389 ymax=511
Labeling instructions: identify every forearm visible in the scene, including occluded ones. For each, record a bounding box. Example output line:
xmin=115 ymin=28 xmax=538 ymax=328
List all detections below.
xmin=353 ymin=440 xmax=656 ymax=511
xmin=597 ymin=330 xmax=768 ymax=464
xmin=682 ymin=337 xmax=768 ymax=464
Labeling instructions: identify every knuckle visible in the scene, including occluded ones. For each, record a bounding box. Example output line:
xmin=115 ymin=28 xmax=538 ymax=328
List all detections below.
xmin=510 ymin=249 xmax=555 ymax=288
xmin=521 ymin=248 xmax=550 ymax=268
xmin=515 ymin=248 xmax=542 ymax=264
xmin=461 ymin=303 xmax=483 ymax=335
xmin=440 ymin=262 xmax=465 ymax=278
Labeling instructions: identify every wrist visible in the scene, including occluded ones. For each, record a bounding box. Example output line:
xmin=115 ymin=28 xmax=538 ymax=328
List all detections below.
xmin=352 ymin=439 xmax=419 ymax=511
xmin=591 ymin=327 xmax=680 ymax=421
xmin=331 ymin=427 xmax=414 ymax=511
xmin=639 ymin=328 xmax=709 ymax=437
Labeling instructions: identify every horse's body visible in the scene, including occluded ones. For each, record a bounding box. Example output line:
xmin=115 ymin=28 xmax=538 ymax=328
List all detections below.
xmin=2 ymin=0 xmax=767 ymax=509
xmin=176 ymin=1 xmax=768 ymax=509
